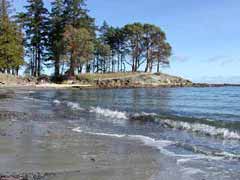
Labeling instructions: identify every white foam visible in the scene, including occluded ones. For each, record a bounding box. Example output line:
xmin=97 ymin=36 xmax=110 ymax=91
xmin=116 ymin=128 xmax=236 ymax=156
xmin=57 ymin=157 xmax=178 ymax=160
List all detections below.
xmin=129 ymin=135 xmax=174 ymax=149
xmin=162 ymin=119 xmax=240 ymax=140
xmin=134 ymin=112 xmax=158 ymax=116
xmin=90 ymin=107 xmax=128 ymax=119
xmin=53 ymin=99 xmax=61 ymax=105
xmin=72 ymin=127 xmax=125 ymax=138
xmin=66 ymin=102 xmax=84 ymax=111
xmin=71 ymin=127 xmax=176 ymax=156
xmin=72 ymin=127 xmax=82 ymax=133
xmin=88 ymin=132 xmax=126 ymax=138
xmin=71 ymin=127 xmax=222 ymax=162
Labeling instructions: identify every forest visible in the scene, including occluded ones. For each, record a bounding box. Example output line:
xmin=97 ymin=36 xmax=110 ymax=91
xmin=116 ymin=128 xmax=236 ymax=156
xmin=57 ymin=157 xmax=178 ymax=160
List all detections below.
xmin=0 ymin=0 xmax=172 ymax=77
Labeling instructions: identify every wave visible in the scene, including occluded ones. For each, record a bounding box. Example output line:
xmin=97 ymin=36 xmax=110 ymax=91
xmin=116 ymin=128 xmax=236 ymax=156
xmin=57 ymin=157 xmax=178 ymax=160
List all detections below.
xmin=130 ymin=114 xmax=240 ymax=140
xmin=56 ymin=99 xmax=240 ymax=140
xmin=66 ymin=102 xmax=85 ymax=111
xmin=161 ymin=119 xmax=240 ymax=140
xmin=90 ymin=107 xmax=128 ymax=119
xmin=72 ymin=127 xmax=240 ymax=161
xmin=71 ymin=127 xmax=179 ymax=157
xmin=177 ymin=142 xmax=240 ymax=160
xmin=53 ymin=99 xmax=61 ymax=105
xmin=53 ymin=100 xmax=85 ymax=111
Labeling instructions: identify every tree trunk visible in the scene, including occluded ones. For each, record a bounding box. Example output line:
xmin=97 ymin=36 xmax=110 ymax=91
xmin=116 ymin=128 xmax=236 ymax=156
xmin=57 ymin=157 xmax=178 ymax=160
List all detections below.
xmin=54 ymin=55 xmax=60 ymax=77
xmin=145 ymin=61 xmax=149 ymax=72
xmin=149 ymin=62 xmax=153 ymax=72
xmin=145 ymin=48 xmax=150 ymax=72
xmin=37 ymin=48 xmax=41 ymax=77
xmin=112 ymin=54 xmax=114 ymax=73
xmin=16 ymin=67 xmax=19 ymax=76
xmin=78 ymin=64 xmax=83 ymax=74
xmin=69 ymin=56 xmax=75 ymax=76
xmin=132 ymin=57 xmax=135 ymax=72
xmin=157 ymin=59 xmax=160 ymax=73
xmin=34 ymin=48 xmax=37 ymax=77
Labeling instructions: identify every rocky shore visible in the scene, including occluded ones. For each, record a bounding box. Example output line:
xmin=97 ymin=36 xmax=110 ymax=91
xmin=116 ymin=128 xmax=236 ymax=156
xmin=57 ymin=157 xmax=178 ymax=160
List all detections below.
xmin=0 ymin=72 xmax=239 ymax=89
xmin=94 ymin=72 xmax=192 ymax=88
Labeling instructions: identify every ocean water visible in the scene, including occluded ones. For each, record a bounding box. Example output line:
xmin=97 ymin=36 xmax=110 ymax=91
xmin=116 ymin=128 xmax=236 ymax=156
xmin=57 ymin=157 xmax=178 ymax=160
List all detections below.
xmin=2 ymin=86 xmax=240 ymax=179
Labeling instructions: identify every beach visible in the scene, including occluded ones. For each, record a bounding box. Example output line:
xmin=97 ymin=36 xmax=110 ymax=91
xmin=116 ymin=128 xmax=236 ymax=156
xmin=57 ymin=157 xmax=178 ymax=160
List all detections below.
xmin=0 ymin=87 xmax=240 ymax=180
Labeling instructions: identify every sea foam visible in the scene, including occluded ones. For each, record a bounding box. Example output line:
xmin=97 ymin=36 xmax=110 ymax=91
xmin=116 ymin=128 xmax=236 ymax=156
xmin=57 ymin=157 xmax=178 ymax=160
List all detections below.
xmin=53 ymin=99 xmax=61 ymax=105
xmin=162 ymin=119 xmax=240 ymax=140
xmin=90 ymin=107 xmax=128 ymax=119
xmin=72 ymin=127 xmax=175 ymax=155
xmin=66 ymin=102 xmax=85 ymax=111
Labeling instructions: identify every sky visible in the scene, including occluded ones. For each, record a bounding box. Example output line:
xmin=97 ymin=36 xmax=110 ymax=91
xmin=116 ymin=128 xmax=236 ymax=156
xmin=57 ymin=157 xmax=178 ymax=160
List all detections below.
xmin=13 ymin=0 xmax=240 ymax=83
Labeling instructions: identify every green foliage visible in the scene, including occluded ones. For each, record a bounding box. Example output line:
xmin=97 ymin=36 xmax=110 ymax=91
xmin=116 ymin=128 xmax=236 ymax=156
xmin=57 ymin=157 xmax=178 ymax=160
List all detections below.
xmin=19 ymin=0 xmax=49 ymax=77
xmin=48 ymin=0 xmax=65 ymax=77
xmin=63 ymin=25 xmax=94 ymax=76
xmin=3 ymin=0 xmax=172 ymax=77
xmin=0 ymin=0 xmax=24 ymax=75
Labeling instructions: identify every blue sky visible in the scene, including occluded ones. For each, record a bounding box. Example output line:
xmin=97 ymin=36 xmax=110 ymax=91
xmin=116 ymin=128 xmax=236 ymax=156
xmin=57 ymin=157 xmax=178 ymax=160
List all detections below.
xmin=13 ymin=0 xmax=240 ymax=83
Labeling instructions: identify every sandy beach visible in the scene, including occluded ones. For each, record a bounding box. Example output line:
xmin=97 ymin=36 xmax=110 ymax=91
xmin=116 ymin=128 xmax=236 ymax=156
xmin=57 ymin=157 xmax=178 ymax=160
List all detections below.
xmin=0 ymin=91 xmax=161 ymax=180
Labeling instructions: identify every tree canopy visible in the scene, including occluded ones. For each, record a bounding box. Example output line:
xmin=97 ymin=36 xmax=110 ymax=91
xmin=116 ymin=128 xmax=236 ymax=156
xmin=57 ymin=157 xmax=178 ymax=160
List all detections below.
xmin=0 ymin=0 xmax=172 ymax=77
xmin=0 ymin=0 xmax=24 ymax=75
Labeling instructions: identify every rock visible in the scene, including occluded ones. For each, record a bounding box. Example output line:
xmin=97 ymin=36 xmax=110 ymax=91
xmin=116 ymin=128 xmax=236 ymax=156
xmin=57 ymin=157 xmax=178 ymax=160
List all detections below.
xmin=36 ymin=76 xmax=50 ymax=84
xmin=90 ymin=158 xmax=96 ymax=162
xmin=95 ymin=73 xmax=193 ymax=89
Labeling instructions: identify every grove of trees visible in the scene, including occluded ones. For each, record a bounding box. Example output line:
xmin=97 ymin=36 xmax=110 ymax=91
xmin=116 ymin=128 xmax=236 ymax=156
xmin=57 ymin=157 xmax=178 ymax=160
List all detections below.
xmin=0 ymin=0 xmax=172 ymax=77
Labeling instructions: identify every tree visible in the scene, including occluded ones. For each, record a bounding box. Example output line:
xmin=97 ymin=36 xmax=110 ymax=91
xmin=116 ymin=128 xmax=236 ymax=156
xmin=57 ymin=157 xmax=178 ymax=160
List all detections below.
xmin=93 ymin=38 xmax=111 ymax=73
xmin=62 ymin=0 xmax=96 ymax=75
xmin=63 ymin=0 xmax=95 ymax=33
xmin=0 ymin=0 xmax=24 ymax=75
xmin=123 ymin=23 xmax=145 ymax=72
xmin=19 ymin=0 xmax=48 ymax=77
xmin=155 ymin=42 xmax=172 ymax=73
xmin=100 ymin=25 xmax=126 ymax=73
xmin=48 ymin=0 xmax=65 ymax=77
xmin=144 ymin=26 xmax=172 ymax=72
xmin=63 ymin=25 xmax=94 ymax=76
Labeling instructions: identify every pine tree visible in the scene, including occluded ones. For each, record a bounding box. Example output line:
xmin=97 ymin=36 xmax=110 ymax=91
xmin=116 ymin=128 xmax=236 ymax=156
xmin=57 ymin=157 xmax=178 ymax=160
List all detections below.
xmin=62 ymin=0 xmax=96 ymax=76
xmin=0 ymin=0 xmax=24 ymax=75
xmin=20 ymin=0 xmax=48 ymax=77
xmin=48 ymin=0 xmax=65 ymax=77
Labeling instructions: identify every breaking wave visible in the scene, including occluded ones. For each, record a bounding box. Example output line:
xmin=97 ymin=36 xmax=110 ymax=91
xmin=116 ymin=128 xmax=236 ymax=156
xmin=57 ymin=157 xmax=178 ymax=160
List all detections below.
xmin=161 ymin=119 xmax=240 ymax=140
xmin=55 ymin=99 xmax=240 ymax=140
xmin=53 ymin=100 xmax=84 ymax=111
xmin=66 ymin=102 xmax=85 ymax=111
xmin=130 ymin=114 xmax=240 ymax=140
xmin=53 ymin=99 xmax=61 ymax=105
xmin=90 ymin=107 xmax=128 ymax=119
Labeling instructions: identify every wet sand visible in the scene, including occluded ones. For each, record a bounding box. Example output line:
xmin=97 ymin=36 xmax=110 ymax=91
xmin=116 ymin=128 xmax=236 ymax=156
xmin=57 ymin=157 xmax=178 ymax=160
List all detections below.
xmin=0 ymin=88 xmax=201 ymax=180
xmin=0 ymin=113 xmax=161 ymax=180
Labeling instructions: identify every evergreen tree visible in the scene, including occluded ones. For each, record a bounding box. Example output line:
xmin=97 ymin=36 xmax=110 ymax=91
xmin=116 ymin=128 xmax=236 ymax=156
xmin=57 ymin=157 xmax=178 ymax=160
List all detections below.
xmin=20 ymin=0 xmax=48 ymax=77
xmin=48 ymin=0 xmax=65 ymax=77
xmin=62 ymin=0 xmax=96 ymax=75
xmin=0 ymin=0 xmax=24 ymax=75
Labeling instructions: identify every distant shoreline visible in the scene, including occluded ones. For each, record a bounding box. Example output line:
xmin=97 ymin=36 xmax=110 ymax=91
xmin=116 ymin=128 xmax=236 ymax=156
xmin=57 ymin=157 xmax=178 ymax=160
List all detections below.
xmin=1 ymin=72 xmax=240 ymax=90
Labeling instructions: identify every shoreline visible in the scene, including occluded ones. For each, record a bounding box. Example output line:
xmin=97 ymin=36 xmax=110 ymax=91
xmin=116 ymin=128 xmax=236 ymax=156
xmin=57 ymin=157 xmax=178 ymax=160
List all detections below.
xmin=1 ymin=82 xmax=240 ymax=91
xmin=1 ymin=72 xmax=240 ymax=90
xmin=0 ymin=112 xmax=161 ymax=180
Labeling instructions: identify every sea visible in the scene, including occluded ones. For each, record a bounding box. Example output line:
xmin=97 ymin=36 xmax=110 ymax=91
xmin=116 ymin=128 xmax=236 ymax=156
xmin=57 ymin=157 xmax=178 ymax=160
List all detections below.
xmin=1 ymin=86 xmax=240 ymax=179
